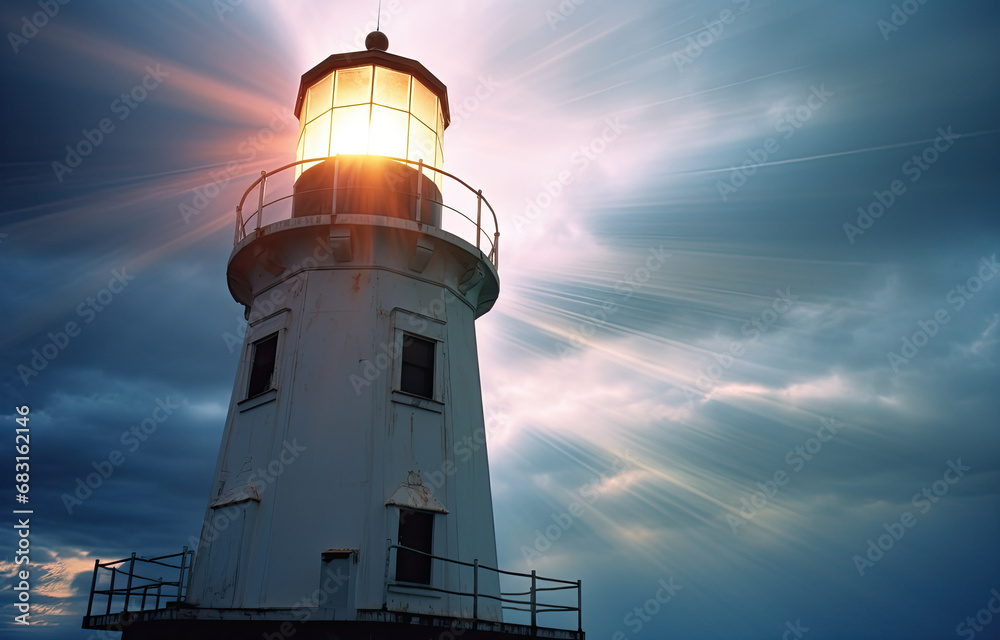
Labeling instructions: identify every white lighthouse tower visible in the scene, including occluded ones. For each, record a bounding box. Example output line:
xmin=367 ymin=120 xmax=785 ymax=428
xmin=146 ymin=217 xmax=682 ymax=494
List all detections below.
xmin=83 ymin=31 xmax=583 ymax=640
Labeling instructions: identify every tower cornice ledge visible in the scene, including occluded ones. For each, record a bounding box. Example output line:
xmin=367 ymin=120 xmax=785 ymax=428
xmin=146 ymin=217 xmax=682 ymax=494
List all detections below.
xmin=227 ymin=214 xmax=500 ymax=317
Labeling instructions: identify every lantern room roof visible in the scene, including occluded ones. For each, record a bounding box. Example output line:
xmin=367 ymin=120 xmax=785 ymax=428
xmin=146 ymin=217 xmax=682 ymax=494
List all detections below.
xmin=294 ymin=50 xmax=451 ymax=128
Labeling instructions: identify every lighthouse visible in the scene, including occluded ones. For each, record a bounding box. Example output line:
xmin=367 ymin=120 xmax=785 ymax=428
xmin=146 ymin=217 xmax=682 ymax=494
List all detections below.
xmin=83 ymin=31 xmax=583 ymax=640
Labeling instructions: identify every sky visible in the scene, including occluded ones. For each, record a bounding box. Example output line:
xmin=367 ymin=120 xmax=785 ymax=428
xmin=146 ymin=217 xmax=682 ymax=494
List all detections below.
xmin=1 ymin=0 xmax=999 ymax=639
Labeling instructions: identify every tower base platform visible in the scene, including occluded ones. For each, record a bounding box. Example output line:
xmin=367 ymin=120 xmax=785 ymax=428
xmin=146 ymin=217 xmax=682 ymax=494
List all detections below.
xmin=83 ymin=607 xmax=584 ymax=640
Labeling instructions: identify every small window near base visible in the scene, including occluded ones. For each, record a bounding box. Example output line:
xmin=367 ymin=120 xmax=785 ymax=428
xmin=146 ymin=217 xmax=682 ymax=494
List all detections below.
xmin=396 ymin=508 xmax=433 ymax=584
xmin=247 ymin=333 xmax=278 ymax=398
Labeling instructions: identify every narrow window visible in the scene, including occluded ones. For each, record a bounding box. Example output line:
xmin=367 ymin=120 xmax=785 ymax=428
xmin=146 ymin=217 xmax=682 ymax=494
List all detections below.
xmin=247 ymin=333 xmax=278 ymax=398
xmin=396 ymin=508 xmax=433 ymax=584
xmin=400 ymin=335 xmax=435 ymax=399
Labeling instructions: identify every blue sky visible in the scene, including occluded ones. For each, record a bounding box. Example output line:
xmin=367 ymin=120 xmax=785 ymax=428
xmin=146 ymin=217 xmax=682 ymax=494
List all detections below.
xmin=1 ymin=1 xmax=999 ymax=639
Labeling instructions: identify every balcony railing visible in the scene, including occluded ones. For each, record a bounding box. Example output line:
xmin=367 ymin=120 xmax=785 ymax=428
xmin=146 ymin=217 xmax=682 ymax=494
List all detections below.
xmin=234 ymin=156 xmax=500 ymax=269
xmin=384 ymin=543 xmax=582 ymax=634
xmin=84 ymin=548 xmax=193 ymax=619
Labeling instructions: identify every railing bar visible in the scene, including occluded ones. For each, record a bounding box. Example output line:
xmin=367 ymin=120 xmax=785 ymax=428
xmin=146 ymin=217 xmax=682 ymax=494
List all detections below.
xmin=141 ymin=551 xmax=190 ymax=563
xmin=502 ymin=606 xmax=535 ymax=613
xmin=232 ymin=156 xmax=501 ymax=258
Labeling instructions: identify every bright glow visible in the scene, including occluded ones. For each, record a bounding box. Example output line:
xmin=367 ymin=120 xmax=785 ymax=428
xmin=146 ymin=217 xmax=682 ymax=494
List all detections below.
xmin=330 ymin=105 xmax=369 ymax=155
xmin=295 ymin=64 xmax=444 ymax=179
xmin=368 ymin=105 xmax=409 ymax=158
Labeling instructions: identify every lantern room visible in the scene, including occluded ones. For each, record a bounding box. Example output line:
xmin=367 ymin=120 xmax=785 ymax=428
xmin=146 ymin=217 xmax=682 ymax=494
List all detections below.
xmin=293 ymin=34 xmax=449 ymax=184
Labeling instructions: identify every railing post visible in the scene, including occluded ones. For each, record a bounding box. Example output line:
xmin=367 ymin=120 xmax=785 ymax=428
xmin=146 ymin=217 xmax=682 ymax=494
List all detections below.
xmin=178 ymin=546 xmax=189 ymax=602
xmin=256 ymin=170 xmax=267 ymax=233
xmin=123 ymin=553 xmax=136 ymax=612
xmin=577 ymin=579 xmax=583 ymax=633
xmin=86 ymin=559 xmax=100 ymax=617
xmin=106 ymin=566 xmax=117 ymax=615
xmin=530 ymin=570 xmax=537 ymax=630
xmin=473 ymin=559 xmax=479 ymax=620
xmin=234 ymin=207 xmax=243 ymax=245
xmin=476 ymin=189 xmax=483 ymax=251
xmin=415 ymin=159 xmax=424 ymax=222
xmin=331 ymin=155 xmax=340 ymax=216
xmin=185 ymin=548 xmax=194 ymax=596
xmin=382 ymin=539 xmax=393 ymax=608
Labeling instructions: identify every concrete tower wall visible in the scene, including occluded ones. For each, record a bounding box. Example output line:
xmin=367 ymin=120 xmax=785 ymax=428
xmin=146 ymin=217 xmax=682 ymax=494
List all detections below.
xmin=186 ymin=218 xmax=502 ymax=620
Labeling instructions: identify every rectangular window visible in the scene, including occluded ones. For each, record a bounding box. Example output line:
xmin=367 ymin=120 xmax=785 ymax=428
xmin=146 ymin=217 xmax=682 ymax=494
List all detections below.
xmin=400 ymin=335 xmax=435 ymax=399
xmin=396 ymin=508 xmax=433 ymax=584
xmin=247 ymin=333 xmax=278 ymax=398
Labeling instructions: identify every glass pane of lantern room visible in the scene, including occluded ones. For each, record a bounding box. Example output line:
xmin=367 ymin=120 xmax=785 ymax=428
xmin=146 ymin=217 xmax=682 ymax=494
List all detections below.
xmin=330 ymin=105 xmax=370 ymax=155
xmin=373 ymin=66 xmax=411 ymax=111
xmin=306 ymin=73 xmax=333 ymax=122
xmin=411 ymin=80 xmax=437 ymax=129
xmin=295 ymin=133 xmax=307 ymax=179
xmin=302 ymin=111 xmax=332 ymax=161
xmin=369 ymin=105 xmax=408 ymax=159
xmin=407 ymin=117 xmax=435 ymax=166
xmin=334 ymin=66 xmax=373 ymax=107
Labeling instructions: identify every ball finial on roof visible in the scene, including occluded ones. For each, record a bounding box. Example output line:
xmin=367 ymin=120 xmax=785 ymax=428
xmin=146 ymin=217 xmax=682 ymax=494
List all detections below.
xmin=365 ymin=31 xmax=389 ymax=52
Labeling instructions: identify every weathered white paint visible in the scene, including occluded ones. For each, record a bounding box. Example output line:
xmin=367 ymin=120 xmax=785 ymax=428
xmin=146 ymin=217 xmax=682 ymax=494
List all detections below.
xmin=186 ymin=203 xmax=503 ymax=622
